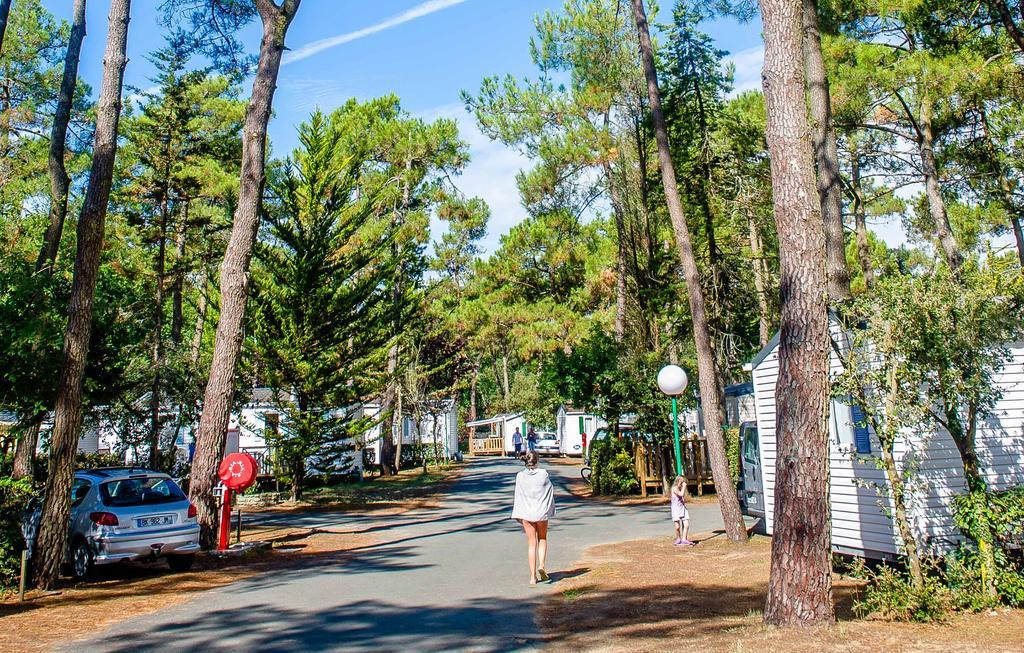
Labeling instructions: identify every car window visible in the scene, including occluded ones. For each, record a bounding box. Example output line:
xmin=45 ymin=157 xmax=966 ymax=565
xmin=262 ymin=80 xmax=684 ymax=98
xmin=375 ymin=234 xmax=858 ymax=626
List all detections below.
xmin=743 ymin=427 xmax=759 ymax=464
xmin=100 ymin=477 xmax=186 ymax=507
xmin=71 ymin=479 xmax=91 ymax=507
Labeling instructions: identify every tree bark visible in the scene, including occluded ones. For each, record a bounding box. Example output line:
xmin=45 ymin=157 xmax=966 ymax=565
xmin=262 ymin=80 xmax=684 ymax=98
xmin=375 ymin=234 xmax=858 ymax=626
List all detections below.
xmin=802 ymin=0 xmax=851 ymax=302
xmin=378 ymin=343 xmax=399 ymax=476
xmin=501 ymin=353 xmax=511 ymax=409
xmin=171 ymin=203 xmax=188 ymax=344
xmin=850 ymin=149 xmax=874 ymax=288
xmin=604 ymin=160 xmax=628 ymax=342
xmin=36 ymin=0 xmax=87 ymax=274
xmin=190 ymin=266 xmax=209 ymax=365
xmin=989 ymin=0 xmax=1024 ymax=54
xmin=149 ymin=198 xmax=169 ymax=468
xmin=630 ymin=0 xmax=747 ymax=544
xmin=748 ymin=212 xmax=773 ymax=346
xmin=978 ymin=103 xmax=1024 ymax=269
xmin=468 ymin=368 xmax=478 ymax=423
xmin=34 ymin=0 xmax=131 ymax=590
xmin=759 ymin=0 xmax=835 ymax=626
xmin=0 ymin=0 xmax=12 ymax=58
xmin=189 ymin=0 xmax=301 ymax=549
xmin=918 ymin=96 xmax=963 ymax=272
xmin=12 ymin=417 xmax=42 ymax=480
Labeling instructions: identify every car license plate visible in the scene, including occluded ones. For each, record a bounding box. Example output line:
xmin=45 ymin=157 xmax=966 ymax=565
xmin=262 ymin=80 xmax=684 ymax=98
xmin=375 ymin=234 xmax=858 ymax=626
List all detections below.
xmin=137 ymin=516 xmax=172 ymax=528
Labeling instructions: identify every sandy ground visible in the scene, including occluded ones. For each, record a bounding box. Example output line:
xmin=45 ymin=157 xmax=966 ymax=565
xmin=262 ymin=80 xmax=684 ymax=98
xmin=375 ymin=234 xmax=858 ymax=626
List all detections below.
xmin=538 ymin=534 xmax=1024 ymax=653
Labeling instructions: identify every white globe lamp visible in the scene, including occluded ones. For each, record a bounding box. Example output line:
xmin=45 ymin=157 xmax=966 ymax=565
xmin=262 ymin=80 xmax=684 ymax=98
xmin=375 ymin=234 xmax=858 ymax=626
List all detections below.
xmin=657 ymin=364 xmax=688 ymax=396
xmin=657 ymin=364 xmax=688 ymax=476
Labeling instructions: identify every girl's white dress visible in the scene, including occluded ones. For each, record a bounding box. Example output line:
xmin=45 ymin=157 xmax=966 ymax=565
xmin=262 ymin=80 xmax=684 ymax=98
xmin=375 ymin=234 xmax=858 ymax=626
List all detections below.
xmin=511 ymin=468 xmax=555 ymax=522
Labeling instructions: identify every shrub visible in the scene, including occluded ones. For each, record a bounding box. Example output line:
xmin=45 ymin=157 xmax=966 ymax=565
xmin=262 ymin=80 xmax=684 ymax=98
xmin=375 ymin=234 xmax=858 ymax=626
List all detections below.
xmin=0 ymin=476 xmax=35 ymax=587
xmin=723 ymin=427 xmax=740 ymax=486
xmin=850 ymin=560 xmax=952 ymax=622
xmin=590 ymin=437 xmax=639 ymax=495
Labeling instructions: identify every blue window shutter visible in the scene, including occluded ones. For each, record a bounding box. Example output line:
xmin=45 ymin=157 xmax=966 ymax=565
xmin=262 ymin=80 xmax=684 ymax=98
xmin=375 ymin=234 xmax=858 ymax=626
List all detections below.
xmin=850 ymin=403 xmax=871 ymax=454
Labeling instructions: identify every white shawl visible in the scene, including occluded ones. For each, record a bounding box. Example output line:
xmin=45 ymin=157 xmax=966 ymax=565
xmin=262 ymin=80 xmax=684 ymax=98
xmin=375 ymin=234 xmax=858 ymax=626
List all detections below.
xmin=511 ymin=467 xmax=555 ymax=522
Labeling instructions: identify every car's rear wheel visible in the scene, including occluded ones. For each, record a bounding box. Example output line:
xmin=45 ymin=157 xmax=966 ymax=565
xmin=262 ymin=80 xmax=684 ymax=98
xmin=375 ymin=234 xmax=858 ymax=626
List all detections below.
xmin=70 ymin=539 xmax=94 ymax=580
xmin=167 ymin=554 xmax=196 ymax=572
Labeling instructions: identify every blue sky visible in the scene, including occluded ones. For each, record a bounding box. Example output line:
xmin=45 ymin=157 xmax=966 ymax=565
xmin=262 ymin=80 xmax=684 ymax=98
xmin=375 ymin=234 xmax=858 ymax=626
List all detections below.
xmin=43 ymin=0 xmax=766 ymax=252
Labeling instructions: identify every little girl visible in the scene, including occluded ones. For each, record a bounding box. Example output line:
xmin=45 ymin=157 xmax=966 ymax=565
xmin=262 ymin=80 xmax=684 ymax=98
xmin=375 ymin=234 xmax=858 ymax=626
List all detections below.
xmin=671 ymin=475 xmax=693 ymax=546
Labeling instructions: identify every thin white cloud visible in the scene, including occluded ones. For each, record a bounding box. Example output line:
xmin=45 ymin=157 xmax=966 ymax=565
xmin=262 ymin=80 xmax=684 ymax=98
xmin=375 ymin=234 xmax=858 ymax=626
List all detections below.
xmin=415 ymin=103 xmax=530 ymax=255
xmin=283 ymin=0 xmax=471 ymax=65
xmin=725 ymin=45 xmax=764 ymax=97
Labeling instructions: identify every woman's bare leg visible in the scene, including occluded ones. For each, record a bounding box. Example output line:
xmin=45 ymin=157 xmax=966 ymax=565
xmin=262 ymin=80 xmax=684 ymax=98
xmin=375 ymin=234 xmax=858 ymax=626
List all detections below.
xmin=522 ymin=520 xmax=538 ymax=584
xmin=536 ymin=520 xmax=548 ymax=574
xmin=682 ymin=519 xmax=690 ymax=542
xmin=674 ymin=520 xmax=682 ymax=540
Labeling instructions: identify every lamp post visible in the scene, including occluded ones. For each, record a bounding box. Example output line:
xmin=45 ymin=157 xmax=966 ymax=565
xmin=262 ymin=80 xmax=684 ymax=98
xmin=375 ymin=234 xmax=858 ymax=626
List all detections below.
xmin=657 ymin=364 xmax=689 ymax=477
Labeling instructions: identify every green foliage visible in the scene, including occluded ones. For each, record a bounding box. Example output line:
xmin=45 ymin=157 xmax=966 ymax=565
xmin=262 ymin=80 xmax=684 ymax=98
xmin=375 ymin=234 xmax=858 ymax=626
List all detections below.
xmin=589 ymin=436 xmax=639 ymax=495
xmin=849 ymin=560 xmax=952 ymax=623
xmin=951 ymin=488 xmax=1024 ymax=606
xmin=723 ymin=427 xmax=740 ymax=485
xmin=251 ymin=108 xmax=399 ymax=489
xmin=0 ymin=476 xmax=34 ymax=587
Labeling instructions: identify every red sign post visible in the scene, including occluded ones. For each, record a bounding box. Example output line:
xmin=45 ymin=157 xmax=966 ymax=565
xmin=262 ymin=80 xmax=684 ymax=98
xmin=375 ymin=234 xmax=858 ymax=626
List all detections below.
xmin=217 ymin=453 xmax=258 ymax=550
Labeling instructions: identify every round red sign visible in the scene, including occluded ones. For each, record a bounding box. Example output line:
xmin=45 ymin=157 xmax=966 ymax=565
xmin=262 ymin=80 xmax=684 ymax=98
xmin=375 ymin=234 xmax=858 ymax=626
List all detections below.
xmin=218 ymin=452 xmax=258 ymax=492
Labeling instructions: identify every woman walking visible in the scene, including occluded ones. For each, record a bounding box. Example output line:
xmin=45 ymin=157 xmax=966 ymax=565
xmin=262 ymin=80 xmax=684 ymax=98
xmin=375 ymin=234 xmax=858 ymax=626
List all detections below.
xmin=511 ymin=451 xmax=555 ymax=585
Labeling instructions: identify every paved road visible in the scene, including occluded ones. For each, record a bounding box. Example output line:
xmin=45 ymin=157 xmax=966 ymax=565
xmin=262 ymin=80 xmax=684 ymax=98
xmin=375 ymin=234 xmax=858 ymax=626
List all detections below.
xmin=68 ymin=458 xmax=727 ymax=653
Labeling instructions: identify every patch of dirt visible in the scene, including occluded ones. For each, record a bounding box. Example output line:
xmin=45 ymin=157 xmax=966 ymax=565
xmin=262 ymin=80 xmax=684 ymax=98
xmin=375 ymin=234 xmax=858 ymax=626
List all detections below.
xmin=538 ymin=534 xmax=1024 ymax=653
xmin=0 ymin=528 xmax=374 ymax=653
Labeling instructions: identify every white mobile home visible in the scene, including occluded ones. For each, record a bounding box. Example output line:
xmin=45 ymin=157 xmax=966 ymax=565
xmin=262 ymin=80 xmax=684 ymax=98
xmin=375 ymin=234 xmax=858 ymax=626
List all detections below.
xmin=555 ymin=405 xmax=606 ymax=456
xmin=466 ymin=413 xmax=528 ymax=455
xmin=745 ymin=323 xmax=1024 ymax=559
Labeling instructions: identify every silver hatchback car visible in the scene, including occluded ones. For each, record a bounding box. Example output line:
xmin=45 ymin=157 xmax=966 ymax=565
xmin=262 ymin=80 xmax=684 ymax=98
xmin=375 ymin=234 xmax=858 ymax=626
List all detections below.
xmin=64 ymin=468 xmax=200 ymax=579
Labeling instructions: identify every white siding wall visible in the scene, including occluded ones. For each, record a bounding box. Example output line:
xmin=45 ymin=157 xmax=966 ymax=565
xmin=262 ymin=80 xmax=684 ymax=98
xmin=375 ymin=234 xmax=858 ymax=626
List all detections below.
xmin=752 ymin=328 xmax=1024 ymax=559
xmin=557 ymin=409 xmax=606 ymax=455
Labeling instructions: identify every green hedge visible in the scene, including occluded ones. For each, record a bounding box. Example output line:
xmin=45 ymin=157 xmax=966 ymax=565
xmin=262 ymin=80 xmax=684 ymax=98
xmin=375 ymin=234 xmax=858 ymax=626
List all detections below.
xmin=0 ymin=476 xmax=34 ymax=587
xmin=590 ymin=436 xmax=639 ymax=495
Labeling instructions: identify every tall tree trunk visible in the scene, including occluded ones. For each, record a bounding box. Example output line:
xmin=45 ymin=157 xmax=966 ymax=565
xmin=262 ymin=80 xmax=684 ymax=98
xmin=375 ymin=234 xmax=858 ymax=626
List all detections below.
xmin=501 ymin=353 xmax=511 ymax=410
xmin=12 ymin=417 xmax=42 ymax=480
xmin=802 ymin=0 xmax=851 ymax=302
xmin=918 ymin=96 xmax=963 ymax=272
xmin=36 ymin=0 xmax=87 ymax=273
xmin=989 ymin=0 xmax=1024 ymax=54
xmin=759 ymin=0 xmax=835 ymax=626
xmin=604 ymin=160 xmax=628 ymax=341
xmin=190 ymin=267 xmax=209 ymax=365
xmin=149 ymin=199 xmax=169 ymax=468
xmin=394 ymin=384 xmax=404 ymax=472
xmin=630 ymin=0 xmax=747 ymax=544
xmin=171 ymin=202 xmax=188 ymax=344
xmin=469 ymin=368 xmax=478 ymax=422
xmin=978 ymin=104 xmax=1024 ymax=269
xmin=850 ymin=149 xmax=874 ymax=288
xmin=33 ymin=0 xmax=131 ymax=590
xmin=748 ymin=212 xmax=772 ymax=346
xmin=880 ymin=359 xmax=924 ymax=589
xmin=377 ymin=343 xmax=399 ymax=476
xmin=693 ymin=79 xmax=725 ymax=300
xmin=189 ymin=0 xmax=301 ymax=549
xmin=0 ymin=0 xmax=11 ymax=58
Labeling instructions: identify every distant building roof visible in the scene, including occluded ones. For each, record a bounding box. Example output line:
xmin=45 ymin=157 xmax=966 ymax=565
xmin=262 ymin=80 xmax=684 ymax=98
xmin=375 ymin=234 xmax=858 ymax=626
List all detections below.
xmin=465 ymin=413 xmax=524 ymax=427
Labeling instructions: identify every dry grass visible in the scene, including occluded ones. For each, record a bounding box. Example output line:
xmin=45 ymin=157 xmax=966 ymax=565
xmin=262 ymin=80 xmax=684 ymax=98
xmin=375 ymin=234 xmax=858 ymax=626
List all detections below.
xmin=539 ymin=534 xmax=1024 ymax=653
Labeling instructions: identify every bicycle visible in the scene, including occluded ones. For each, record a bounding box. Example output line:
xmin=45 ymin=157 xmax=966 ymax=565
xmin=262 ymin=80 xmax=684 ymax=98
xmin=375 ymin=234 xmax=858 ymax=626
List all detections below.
xmin=580 ymin=465 xmax=592 ymax=484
